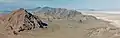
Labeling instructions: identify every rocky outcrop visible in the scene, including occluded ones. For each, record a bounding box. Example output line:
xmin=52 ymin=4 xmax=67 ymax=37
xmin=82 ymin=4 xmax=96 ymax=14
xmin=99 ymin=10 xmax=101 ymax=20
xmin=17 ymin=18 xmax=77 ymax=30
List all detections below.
xmin=79 ymin=15 xmax=97 ymax=21
xmin=86 ymin=27 xmax=120 ymax=38
xmin=70 ymin=14 xmax=98 ymax=23
xmin=2 ymin=8 xmax=47 ymax=35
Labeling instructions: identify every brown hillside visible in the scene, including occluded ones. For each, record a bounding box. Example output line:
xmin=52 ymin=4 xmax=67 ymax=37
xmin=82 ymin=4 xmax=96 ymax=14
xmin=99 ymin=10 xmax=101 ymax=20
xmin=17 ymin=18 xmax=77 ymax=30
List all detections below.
xmin=2 ymin=8 xmax=47 ymax=35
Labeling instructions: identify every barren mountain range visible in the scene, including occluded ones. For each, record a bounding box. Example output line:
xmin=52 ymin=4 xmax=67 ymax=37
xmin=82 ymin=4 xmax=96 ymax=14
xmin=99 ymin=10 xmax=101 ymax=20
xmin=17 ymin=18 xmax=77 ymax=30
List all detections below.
xmin=0 ymin=7 xmax=119 ymax=38
xmin=33 ymin=7 xmax=82 ymax=19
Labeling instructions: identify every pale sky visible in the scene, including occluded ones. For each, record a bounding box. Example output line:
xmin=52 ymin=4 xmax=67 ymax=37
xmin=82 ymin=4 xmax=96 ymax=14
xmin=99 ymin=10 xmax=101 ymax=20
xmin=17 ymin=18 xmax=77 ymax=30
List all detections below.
xmin=0 ymin=0 xmax=120 ymax=11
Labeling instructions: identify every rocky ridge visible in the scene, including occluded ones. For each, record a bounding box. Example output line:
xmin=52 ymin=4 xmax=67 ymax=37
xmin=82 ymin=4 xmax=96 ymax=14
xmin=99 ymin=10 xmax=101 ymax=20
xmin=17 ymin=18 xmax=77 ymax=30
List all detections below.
xmin=1 ymin=8 xmax=47 ymax=35
xmin=33 ymin=7 xmax=98 ymax=22
xmin=33 ymin=7 xmax=82 ymax=19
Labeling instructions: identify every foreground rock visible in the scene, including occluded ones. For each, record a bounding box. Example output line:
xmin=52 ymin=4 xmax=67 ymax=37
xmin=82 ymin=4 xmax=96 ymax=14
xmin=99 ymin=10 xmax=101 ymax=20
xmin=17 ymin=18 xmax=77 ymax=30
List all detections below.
xmin=2 ymin=8 xmax=47 ymax=35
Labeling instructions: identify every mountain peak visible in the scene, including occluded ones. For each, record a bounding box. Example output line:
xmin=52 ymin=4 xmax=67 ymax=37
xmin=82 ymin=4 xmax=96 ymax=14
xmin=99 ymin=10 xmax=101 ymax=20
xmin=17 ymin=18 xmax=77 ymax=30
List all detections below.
xmin=3 ymin=8 xmax=47 ymax=35
xmin=19 ymin=8 xmax=25 ymax=10
xmin=10 ymin=8 xmax=29 ymax=15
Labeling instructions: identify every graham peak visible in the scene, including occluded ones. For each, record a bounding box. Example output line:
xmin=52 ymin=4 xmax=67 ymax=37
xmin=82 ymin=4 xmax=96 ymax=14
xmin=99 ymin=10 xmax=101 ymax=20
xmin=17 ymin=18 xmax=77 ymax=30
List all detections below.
xmin=15 ymin=8 xmax=26 ymax=12
xmin=11 ymin=8 xmax=28 ymax=14
xmin=19 ymin=8 xmax=25 ymax=10
xmin=3 ymin=8 xmax=48 ymax=35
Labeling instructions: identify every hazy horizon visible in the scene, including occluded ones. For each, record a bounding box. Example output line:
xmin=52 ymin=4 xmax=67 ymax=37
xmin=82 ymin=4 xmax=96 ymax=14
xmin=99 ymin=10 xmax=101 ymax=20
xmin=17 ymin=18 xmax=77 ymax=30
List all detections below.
xmin=0 ymin=0 xmax=120 ymax=14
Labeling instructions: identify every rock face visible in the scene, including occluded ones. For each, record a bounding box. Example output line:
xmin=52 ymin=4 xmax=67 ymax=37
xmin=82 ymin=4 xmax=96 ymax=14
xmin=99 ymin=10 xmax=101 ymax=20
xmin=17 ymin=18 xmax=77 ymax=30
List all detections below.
xmin=33 ymin=7 xmax=82 ymax=19
xmin=3 ymin=8 xmax=47 ymax=35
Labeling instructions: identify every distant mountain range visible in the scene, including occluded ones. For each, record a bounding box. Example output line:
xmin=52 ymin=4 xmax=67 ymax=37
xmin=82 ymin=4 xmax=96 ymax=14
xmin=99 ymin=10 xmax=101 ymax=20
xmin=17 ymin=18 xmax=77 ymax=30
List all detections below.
xmin=1 ymin=7 xmax=120 ymax=15
xmin=0 ymin=10 xmax=11 ymax=14
xmin=32 ymin=7 xmax=82 ymax=18
xmin=0 ymin=7 xmax=98 ymax=14
xmin=0 ymin=11 xmax=11 ymax=16
xmin=26 ymin=7 xmax=41 ymax=12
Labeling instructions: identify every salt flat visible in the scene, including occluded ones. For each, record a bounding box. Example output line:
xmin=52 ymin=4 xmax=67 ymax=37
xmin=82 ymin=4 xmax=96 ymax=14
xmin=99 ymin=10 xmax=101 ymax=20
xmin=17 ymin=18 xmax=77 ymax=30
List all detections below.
xmin=83 ymin=11 xmax=120 ymax=27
